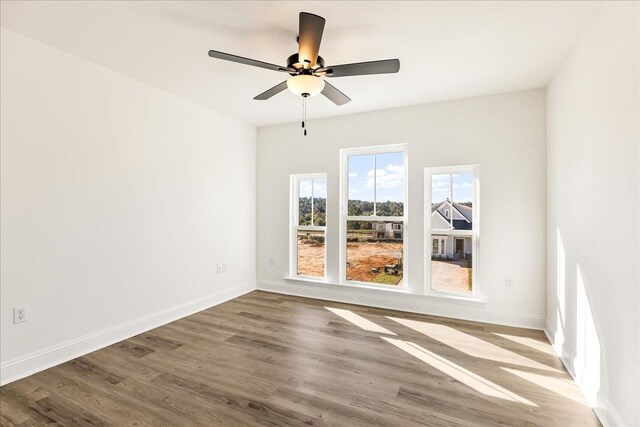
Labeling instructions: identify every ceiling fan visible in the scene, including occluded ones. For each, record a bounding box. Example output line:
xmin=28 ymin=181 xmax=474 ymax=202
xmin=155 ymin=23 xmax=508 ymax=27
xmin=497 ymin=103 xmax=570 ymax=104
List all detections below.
xmin=208 ymin=12 xmax=400 ymax=135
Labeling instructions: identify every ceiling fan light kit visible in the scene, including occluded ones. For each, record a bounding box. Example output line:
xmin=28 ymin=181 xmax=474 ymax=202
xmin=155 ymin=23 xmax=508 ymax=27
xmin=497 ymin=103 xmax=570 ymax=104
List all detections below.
xmin=208 ymin=12 xmax=400 ymax=135
xmin=287 ymin=75 xmax=325 ymax=97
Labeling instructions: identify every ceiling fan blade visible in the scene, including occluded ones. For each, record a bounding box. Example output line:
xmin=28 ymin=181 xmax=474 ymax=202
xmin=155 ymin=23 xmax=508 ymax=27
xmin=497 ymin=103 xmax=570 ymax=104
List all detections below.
xmin=253 ymin=81 xmax=289 ymax=100
xmin=208 ymin=50 xmax=290 ymax=72
xmin=321 ymin=81 xmax=351 ymax=106
xmin=298 ymin=12 xmax=325 ymax=67
xmin=324 ymin=59 xmax=400 ymax=77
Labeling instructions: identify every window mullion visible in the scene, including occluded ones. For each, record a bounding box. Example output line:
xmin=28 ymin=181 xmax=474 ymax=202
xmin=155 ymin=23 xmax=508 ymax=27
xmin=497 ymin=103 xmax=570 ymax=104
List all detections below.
xmin=346 ymin=215 xmax=405 ymax=222
xmin=373 ymin=154 xmax=377 ymax=216
xmin=449 ymin=173 xmax=453 ymax=229
xmin=297 ymin=225 xmax=325 ymax=231
xmin=295 ymin=178 xmax=300 ymax=227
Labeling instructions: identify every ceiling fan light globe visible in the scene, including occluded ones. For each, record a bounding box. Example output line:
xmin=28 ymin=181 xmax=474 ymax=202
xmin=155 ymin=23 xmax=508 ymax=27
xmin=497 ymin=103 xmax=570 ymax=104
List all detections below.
xmin=287 ymin=75 xmax=325 ymax=97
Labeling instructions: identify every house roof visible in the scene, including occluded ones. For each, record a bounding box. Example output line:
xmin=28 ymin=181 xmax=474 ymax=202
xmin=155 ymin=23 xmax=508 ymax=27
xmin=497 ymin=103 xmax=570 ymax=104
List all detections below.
xmin=431 ymin=200 xmax=473 ymax=229
xmin=452 ymin=202 xmax=472 ymax=222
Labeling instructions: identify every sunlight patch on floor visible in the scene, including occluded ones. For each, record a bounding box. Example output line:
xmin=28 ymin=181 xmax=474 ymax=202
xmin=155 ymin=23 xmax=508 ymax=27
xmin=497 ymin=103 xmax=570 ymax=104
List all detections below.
xmin=501 ymin=367 xmax=589 ymax=406
xmin=388 ymin=317 xmax=560 ymax=372
xmin=325 ymin=307 xmax=396 ymax=335
xmin=382 ymin=337 xmax=537 ymax=407
xmin=493 ymin=333 xmax=556 ymax=355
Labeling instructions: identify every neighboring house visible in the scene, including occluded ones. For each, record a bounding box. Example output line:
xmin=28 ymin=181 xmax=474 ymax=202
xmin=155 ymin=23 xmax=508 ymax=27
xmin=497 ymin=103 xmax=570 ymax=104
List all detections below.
xmin=373 ymin=221 xmax=403 ymax=239
xmin=431 ymin=200 xmax=473 ymax=259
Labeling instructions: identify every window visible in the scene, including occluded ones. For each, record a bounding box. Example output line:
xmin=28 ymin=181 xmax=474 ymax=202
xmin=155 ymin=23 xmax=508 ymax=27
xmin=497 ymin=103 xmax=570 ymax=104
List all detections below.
xmin=290 ymin=174 xmax=327 ymax=279
xmin=425 ymin=166 xmax=478 ymax=296
xmin=341 ymin=145 xmax=407 ymax=287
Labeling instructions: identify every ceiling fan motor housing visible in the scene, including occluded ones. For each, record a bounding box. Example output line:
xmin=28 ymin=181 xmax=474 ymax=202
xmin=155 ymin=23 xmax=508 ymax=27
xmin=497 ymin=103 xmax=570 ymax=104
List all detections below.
xmin=286 ymin=53 xmax=325 ymax=74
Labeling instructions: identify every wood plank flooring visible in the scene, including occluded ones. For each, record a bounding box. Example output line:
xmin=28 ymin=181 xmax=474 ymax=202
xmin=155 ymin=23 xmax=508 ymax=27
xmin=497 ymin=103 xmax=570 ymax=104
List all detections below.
xmin=1 ymin=291 xmax=600 ymax=426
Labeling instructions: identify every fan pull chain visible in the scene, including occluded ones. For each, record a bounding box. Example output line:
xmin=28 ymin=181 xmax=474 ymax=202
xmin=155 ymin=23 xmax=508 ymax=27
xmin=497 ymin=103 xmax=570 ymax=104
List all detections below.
xmin=302 ymin=95 xmax=308 ymax=136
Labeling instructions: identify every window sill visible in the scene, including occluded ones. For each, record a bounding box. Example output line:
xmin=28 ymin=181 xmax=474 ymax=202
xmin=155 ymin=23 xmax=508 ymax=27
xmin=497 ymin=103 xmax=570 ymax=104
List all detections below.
xmin=284 ymin=276 xmax=331 ymax=285
xmin=283 ymin=276 xmax=487 ymax=307
xmin=283 ymin=276 xmax=411 ymax=293
xmin=421 ymin=291 xmax=487 ymax=306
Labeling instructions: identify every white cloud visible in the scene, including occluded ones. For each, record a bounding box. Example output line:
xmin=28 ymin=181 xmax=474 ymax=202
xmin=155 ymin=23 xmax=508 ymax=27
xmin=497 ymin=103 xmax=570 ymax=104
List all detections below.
xmin=314 ymin=181 xmax=327 ymax=198
xmin=431 ymin=176 xmax=463 ymax=191
xmin=299 ymin=180 xmax=312 ymax=197
xmin=348 ymin=172 xmax=358 ymax=178
xmin=299 ymin=179 xmax=326 ymax=198
xmin=386 ymin=164 xmax=404 ymax=173
xmin=365 ymin=164 xmax=404 ymax=189
xmin=431 ymin=174 xmax=450 ymax=183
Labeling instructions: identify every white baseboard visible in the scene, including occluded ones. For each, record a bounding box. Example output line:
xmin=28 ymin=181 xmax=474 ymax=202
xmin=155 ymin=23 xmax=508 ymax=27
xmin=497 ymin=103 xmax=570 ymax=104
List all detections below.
xmin=594 ymin=393 xmax=629 ymax=427
xmin=544 ymin=326 xmax=629 ymax=427
xmin=257 ymin=279 xmax=545 ymax=330
xmin=0 ymin=281 xmax=256 ymax=386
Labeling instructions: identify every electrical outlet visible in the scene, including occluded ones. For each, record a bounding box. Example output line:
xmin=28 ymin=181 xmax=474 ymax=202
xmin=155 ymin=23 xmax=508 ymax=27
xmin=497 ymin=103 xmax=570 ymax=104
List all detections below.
xmin=222 ymin=263 xmax=227 ymax=273
xmin=216 ymin=263 xmax=222 ymax=274
xmin=505 ymin=276 xmax=513 ymax=288
xmin=13 ymin=306 xmax=27 ymax=324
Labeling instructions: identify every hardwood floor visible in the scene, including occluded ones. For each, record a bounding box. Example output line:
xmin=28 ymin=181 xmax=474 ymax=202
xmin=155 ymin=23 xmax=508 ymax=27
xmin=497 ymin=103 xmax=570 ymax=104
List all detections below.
xmin=1 ymin=291 xmax=600 ymax=426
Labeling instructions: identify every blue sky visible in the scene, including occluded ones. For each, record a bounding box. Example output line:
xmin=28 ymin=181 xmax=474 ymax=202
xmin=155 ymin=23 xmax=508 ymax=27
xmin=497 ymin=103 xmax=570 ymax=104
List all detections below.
xmin=299 ymin=178 xmax=327 ymax=199
xmin=348 ymin=152 xmax=404 ymax=202
xmin=432 ymin=173 xmax=473 ymax=204
xmin=300 ymin=160 xmax=472 ymax=204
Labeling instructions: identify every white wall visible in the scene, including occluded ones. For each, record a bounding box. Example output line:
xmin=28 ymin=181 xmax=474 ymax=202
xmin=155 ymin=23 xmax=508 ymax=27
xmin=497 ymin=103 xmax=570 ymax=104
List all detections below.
xmin=257 ymin=89 xmax=547 ymax=328
xmin=0 ymin=29 xmax=257 ymax=383
xmin=546 ymin=2 xmax=639 ymax=426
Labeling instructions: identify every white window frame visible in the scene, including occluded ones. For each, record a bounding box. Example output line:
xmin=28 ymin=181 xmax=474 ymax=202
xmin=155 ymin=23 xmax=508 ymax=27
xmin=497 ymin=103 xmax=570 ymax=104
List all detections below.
xmin=290 ymin=173 xmax=327 ymax=280
xmin=340 ymin=144 xmax=408 ymax=289
xmin=424 ymin=165 xmax=479 ymax=298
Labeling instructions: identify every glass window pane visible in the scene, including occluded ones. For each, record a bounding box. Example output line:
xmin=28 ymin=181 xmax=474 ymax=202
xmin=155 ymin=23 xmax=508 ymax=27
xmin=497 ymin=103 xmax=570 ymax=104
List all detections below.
xmin=298 ymin=179 xmax=312 ymax=226
xmin=452 ymin=172 xmax=473 ymax=231
xmin=375 ymin=152 xmax=404 ymax=216
xmin=312 ymin=178 xmax=327 ymax=226
xmin=348 ymin=155 xmax=375 ymax=216
xmin=431 ymin=174 xmax=452 ymax=230
xmin=430 ymin=234 xmax=472 ymax=294
xmin=346 ymin=221 xmax=403 ymax=286
xmin=297 ymin=230 xmax=325 ymax=277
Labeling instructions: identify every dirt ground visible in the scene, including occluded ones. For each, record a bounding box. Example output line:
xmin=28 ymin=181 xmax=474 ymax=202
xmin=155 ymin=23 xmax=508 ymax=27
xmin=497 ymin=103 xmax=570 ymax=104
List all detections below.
xmin=298 ymin=240 xmax=471 ymax=293
xmin=298 ymin=242 xmax=470 ymax=291
xmin=297 ymin=241 xmax=404 ymax=284
xmin=297 ymin=240 xmax=325 ymax=277
xmin=431 ymin=259 xmax=472 ymax=293
xmin=346 ymin=242 xmax=403 ymax=284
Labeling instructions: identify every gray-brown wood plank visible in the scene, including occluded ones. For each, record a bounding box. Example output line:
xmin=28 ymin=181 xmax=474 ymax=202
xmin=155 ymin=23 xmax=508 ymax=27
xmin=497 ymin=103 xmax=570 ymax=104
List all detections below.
xmin=0 ymin=291 xmax=600 ymax=426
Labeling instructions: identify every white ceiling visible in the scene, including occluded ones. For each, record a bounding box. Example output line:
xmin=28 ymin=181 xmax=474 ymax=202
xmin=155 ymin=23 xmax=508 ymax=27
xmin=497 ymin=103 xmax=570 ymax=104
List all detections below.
xmin=1 ymin=1 xmax=600 ymax=127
